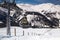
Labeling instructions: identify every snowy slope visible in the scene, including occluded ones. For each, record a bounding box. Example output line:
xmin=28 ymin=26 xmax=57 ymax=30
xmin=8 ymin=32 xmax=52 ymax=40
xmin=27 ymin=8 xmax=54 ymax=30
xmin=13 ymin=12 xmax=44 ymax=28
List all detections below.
xmin=0 ymin=3 xmax=60 ymax=17
xmin=32 ymin=3 xmax=60 ymax=13
xmin=17 ymin=3 xmax=60 ymax=13
xmin=17 ymin=3 xmax=60 ymax=19
xmin=0 ymin=27 xmax=60 ymax=40
xmin=17 ymin=3 xmax=34 ymax=11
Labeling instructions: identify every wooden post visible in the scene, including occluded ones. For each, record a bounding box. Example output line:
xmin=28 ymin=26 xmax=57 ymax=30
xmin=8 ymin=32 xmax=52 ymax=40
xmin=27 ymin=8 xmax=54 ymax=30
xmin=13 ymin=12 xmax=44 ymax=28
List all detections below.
xmin=14 ymin=28 xmax=16 ymax=36
xmin=22 ymin=30 xmax=24 ymax=36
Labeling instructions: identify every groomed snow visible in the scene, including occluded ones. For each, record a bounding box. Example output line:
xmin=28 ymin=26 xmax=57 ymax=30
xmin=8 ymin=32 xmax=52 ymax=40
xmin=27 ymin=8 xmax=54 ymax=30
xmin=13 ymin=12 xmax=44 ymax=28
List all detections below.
xmin=0 ymin=26 xmax=60 ymax=40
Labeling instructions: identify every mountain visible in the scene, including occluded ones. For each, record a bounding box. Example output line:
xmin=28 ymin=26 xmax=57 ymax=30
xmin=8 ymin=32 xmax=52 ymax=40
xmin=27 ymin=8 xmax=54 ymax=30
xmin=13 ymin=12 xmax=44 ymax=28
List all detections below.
xmin=0 ymin=3 xmax=59 ymax=28
xmin=17 ymin=3 xmax=60 ymax=19
xmin=17 ymin=3 xmax=60 ymax=13
xmin=16 ymin=3 xmax=59 ymax=27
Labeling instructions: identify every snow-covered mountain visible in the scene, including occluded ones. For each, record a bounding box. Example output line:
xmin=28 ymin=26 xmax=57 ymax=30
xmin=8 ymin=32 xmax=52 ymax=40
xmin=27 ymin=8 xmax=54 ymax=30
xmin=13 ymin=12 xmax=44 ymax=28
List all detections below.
xmin=0 ymin=3 xmax=59 ymax=28
xmin=17 ymin=3 xmax=60 ymax=13
xmin=0 ymin=3 xmax=60 ymax=18
xmin=17 ymin=3 xmax=60 ymax=19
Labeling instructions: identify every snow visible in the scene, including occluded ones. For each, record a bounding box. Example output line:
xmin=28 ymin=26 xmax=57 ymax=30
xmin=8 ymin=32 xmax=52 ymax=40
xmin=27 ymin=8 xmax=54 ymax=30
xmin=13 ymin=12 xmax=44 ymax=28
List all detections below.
xmin=17 ymin=4 xmax=34 ymax=11
xmin=17 ymin=3 xmax=60 ymax=19
xmin=0 ymin=27 xmax=60 ymax=40
xmin=17 ymin=3 xmax=60 ymax=13
xmin=0 ymin=3 xmax=60 ymax=19
xmin=0 ymin=7 xmax=8 ymax=13
xmin=26 ymin=15 xmax=36 ymax=23
xmin=0 ymin=3 xmax=60 ymax=40
xmin=0 ymin=21 xmax=3 ymax=23
xmin=10 ymin=9 xmax=16 ymax=17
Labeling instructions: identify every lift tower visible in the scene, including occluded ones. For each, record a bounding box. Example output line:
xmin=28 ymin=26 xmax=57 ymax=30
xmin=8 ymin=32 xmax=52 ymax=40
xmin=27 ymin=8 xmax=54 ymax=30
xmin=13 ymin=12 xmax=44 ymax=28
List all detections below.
xmin=4 ymin=0 xmax=15 ymax=36
xmin=7 ymin=0 xmax=15 ymax=36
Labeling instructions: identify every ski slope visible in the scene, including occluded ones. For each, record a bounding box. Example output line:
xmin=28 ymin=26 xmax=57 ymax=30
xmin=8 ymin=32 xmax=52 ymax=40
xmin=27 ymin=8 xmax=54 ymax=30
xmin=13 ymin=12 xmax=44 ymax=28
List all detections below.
xmin=0 ymin=27 xmax=60 ymax=40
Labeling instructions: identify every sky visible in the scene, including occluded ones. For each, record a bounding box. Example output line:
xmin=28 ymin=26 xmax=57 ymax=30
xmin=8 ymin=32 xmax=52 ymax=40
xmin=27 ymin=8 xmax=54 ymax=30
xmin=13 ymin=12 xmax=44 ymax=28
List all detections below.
xmin=0 ymin=0 xmax=60 ymax=5
xmin=15 ymin=0 xmax=60 ymax=5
